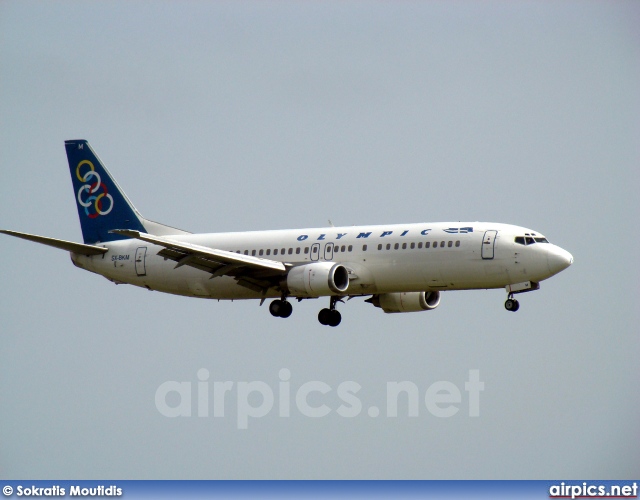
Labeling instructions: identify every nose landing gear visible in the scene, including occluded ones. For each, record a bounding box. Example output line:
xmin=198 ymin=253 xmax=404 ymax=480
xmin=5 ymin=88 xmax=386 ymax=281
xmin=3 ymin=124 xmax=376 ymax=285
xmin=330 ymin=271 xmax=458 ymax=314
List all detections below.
xmin=318 ymin=296 xmax=342 ymax=327
xmin=504 ymin=294 xmax=520 ymax=312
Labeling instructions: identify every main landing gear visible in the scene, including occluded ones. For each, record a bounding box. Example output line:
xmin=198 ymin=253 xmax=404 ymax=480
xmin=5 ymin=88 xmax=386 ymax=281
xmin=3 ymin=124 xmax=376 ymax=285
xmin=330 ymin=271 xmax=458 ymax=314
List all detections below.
xmin=268 ymin=295 xmax=344 ymax=326
xmin=318 ymin=296 xmax=342 ymax=327
xmin=504 ymin=294 xmax=520 ymax=312
xmin=269 ymin=298 xmax=293 ymax=318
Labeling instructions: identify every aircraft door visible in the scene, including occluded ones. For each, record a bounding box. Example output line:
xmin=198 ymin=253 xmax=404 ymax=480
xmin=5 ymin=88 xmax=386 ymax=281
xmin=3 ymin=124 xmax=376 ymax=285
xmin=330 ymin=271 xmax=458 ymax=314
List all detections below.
xmin=310 ymin=243 xmax=320 ymax=262
xmin=135 ymin=246 xmax=147 ymax=276
xmin=481 ymin=231 xmax=497 ymax=260
xmin=324 ymin=242 xmax=334 ymax=260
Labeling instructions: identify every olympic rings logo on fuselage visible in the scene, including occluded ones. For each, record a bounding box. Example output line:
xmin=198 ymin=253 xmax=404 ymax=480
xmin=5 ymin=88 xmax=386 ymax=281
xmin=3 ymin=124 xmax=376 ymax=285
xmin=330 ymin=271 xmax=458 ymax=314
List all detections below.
xmin=76 ymin=160 xmax=114 ymax=218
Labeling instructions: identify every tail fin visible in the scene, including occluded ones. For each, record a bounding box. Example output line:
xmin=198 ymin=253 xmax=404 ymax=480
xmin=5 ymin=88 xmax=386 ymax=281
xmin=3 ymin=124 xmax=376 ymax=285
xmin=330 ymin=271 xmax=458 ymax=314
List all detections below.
xmin=65 ymin=140 xmax=190 ymax=244
xmin=66 ymin=140 xmax=147 ymax=244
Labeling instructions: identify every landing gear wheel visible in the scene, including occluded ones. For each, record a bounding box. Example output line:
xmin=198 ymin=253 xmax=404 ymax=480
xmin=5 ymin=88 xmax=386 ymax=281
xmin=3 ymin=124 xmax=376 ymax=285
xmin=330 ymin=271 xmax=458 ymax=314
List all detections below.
xmin=505 ymin=298 xmax=520 ymax=312
xmin=280 ymin=300 xmax=293 ymax=318
xmin=318 ymin=308 xmax=332 ymax=325
xmin=328 ymin=309 xmax=342 ymax=327
xmin=270 ymin=299 xmax=293 ymax=318
xmin=269 ymin=300 xmax=283 ymax=317
xmin=319 ymin=296 xmax=344 ymax=326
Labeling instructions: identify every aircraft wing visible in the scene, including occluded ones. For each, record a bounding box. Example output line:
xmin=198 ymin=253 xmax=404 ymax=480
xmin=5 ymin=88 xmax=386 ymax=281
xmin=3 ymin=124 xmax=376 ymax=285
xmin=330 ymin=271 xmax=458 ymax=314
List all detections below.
xmin=111 ymin=229 xmax=288 ymax=292
xmin=0 ymin=230 xmax=108 ymax=256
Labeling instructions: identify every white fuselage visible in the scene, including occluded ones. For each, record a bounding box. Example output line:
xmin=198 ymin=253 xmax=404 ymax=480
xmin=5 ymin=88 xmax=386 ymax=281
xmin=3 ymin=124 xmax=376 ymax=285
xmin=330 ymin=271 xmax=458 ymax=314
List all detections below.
xmin=71 ymin=222 xmax=573 ymax=300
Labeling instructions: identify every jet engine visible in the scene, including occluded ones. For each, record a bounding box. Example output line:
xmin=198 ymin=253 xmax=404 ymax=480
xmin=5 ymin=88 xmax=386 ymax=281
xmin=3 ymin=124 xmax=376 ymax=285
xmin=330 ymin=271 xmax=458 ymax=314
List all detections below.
xmin=367 ymin=291 xmax=441 ymax=313
xmin=286 ymin=262 xmax=349 ymax=297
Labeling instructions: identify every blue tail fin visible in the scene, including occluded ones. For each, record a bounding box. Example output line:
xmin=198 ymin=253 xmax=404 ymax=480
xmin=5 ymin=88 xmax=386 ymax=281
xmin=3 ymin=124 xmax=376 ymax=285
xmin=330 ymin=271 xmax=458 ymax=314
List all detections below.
xmin=65 ymin=140 xmax=147 ymax=244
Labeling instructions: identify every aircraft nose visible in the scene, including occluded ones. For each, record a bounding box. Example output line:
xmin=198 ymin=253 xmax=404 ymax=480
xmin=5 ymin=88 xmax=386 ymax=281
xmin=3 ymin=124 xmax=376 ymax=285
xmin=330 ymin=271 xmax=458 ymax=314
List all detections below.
xmin=547 ymin=246 xmax=573 ymax=275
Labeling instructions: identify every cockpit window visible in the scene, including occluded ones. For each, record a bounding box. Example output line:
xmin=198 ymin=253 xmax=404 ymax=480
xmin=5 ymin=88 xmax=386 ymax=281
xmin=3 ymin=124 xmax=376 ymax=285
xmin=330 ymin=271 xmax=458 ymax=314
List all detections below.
xmin=515 ymin=235 xmax=548 ymax=245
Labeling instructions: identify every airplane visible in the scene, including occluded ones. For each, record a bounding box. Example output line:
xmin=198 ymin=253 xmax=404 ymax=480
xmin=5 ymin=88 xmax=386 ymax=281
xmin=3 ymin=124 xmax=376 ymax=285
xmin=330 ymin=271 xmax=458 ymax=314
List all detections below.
xmin=1 ymin=140 xmax=573 ymax=327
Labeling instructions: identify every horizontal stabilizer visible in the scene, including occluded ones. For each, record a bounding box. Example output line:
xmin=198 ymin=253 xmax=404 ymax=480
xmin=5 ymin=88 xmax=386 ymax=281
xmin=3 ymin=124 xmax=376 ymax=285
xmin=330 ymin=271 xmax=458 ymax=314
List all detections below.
xmin=0 ymin=230 xmax=108 ymax=255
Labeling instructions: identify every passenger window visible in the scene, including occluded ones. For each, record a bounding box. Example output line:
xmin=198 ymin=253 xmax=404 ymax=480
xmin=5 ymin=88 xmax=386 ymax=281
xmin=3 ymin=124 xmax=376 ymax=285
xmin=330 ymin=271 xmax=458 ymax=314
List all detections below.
xmin=418 ymin=242 xmax=423 ymax=249
xmin=448 ymin=241 xmax=453 ymax=248
xmin=363 ymin=245 xmax=367 ymax=251
xmin=348 ymin=245 xmax=352 ymax=252
xmin=455 ymin=241 xmax=460 ymax=247
xmin=274 ymin=249 xmax=278 ymax=255
xmin=334 ymin=246 xmax=340 ymax=253
xmin=259 ymin=249 xmax=264 ymax=256
xmin=296 ymin=247 xmax=300 ymax=254
xmin=378 ymin=244 xmax=382 ymax=250
xmin=440 ymin=241 xmax=445 ymax=248
xmin=341 ymin=245 xmax=346 ymax=252
xmin=425 ymin=241 xmax=430 ymax=248
xmin=244 ymin=250 xmax=248 ymax=255
xmin=394 ymin=243 xmax=399 ymax=250
xmin=304 ymin=247 xmax=309 ymax=254
xmin=252 ymin=250 xmax=256 ymax=256
xmin=386 ymin=244 xmax=391 ymax=250
xmin=288 ymin=248 xmax=293 ymax=255
xmin=281 ymin=248 xmax=285 ymax=254
xmin=402 ymin=243 xmax=407 ymax=249
xmin=410 ymin=242 xmax=415 ymax=249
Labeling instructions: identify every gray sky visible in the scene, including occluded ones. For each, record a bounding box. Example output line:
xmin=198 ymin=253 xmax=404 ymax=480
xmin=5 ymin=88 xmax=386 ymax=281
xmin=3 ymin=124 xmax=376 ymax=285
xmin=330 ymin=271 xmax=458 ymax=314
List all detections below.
xmin=1 ymin=1 xmax=638 ymax=479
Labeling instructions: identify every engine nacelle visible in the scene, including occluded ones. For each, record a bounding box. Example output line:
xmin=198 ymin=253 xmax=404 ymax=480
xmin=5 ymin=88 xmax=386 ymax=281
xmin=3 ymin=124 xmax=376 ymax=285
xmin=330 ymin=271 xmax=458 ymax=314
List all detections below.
xmin=286 ymin=262 xmax=349 ymax=297
xmin=370 ymin=291 xmax=441 ymax=313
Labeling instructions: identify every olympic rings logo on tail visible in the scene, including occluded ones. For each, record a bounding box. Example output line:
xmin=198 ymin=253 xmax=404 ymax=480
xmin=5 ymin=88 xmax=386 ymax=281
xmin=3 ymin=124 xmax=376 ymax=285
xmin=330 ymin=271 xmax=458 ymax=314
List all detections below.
xmin=76 ymin=160 xmax=114 ymax=218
